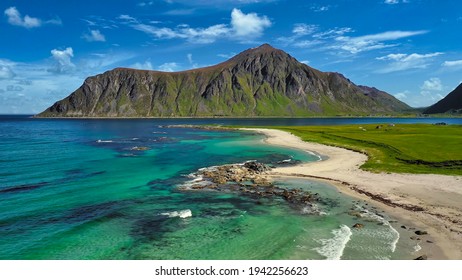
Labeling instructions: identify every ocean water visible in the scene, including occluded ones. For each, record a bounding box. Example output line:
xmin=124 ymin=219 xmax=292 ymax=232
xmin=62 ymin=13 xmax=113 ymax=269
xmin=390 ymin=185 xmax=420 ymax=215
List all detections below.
xmin=0 ymin=116 xmax=433 ymax=260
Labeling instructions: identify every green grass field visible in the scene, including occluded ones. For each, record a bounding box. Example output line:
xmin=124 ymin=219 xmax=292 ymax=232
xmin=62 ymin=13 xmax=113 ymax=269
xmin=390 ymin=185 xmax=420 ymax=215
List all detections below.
xmin=271 ymin=124 xmax=462 ymax=175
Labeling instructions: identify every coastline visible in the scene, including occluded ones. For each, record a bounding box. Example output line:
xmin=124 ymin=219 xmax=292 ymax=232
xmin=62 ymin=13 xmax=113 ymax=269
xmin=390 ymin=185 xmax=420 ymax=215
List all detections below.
xmin=242 ymin=128 xmax=462 ymax=259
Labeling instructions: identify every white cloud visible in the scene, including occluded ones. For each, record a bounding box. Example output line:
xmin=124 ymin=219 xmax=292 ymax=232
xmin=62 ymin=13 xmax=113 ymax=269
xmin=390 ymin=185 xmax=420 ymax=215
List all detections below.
xmin=394 ymin=90 xmax=409 ymax=100
xmin=130 ymin=60 xmax=153 ymax=70
xmin=292 ymin=23 xmax=317 ymax=36
xmin=181 ymin=24 xmax=230 ymax=43
xmin=158 ymin=62 xmax=180 ymax=72
xmin=313 ymin=27 xmax=354 ymax=39
xmin=418 ymin=78 xmax=445 ymax=106
xmin=46 ymin=17 xmax=62 ymax=25
xmin=442 ymin=60 xmax=462 ymax=67
xmin=4 ymin=7 xmax=41 ymax=28
xmin=138 ymin=1 xmax=154 ymax=6
xmin=311 ymin=5 xmax=330 ymax=12
xmin=187 ymin=53 xmax=193 ymax=64
xmin=293 ymin=40 xmax=323 ymax=48
xmin=334 ymin=30 xmax=427 ymax=54
xmin=132 ymin=23 xmax=229 ymax=43
xmin=376 ymin=52 xmax=443 ymax=73
xmin=231 ymin=8 xmax=271 ymax=38
xmin=277 ymin=23 xmax=319 ymax=46
xmin=384 ymin=0 xmax=409 ymax=4
xmin=285 ymin=27 xmax=425 ymax=54
xmin=421 ymin=77 xmax=443 ymax=91
xmin=82 ymin=30 xmax=106 ymax=42
xmin=0 ymin=65 xmax=16 ymax=79
xmin=164 ymin=9 xmax=196 ymax=16
xmin=118 ymin=15 xmax=138 ymax=23
xmin=217 ymin=53 xmax=236 ymax=59
xmin=49 ymin=47 xmax=75 ymax=73
xmin=122 ymin=9 xmax=271 ymax=43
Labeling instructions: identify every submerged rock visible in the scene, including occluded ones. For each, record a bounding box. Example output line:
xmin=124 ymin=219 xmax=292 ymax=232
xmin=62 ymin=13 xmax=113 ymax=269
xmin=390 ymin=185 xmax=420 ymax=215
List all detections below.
xmin=179 ymin=161 xmax=321 ymax=214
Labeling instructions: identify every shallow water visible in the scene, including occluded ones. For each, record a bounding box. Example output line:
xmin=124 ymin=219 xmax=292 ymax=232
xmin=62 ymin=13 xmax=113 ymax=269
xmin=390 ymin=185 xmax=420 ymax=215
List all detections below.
xmin=0 ymin=117 xmax=423 ymax=259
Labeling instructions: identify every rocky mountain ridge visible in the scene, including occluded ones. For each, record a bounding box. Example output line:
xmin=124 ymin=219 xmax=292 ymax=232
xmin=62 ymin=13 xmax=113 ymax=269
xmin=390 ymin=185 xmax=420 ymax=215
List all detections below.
xmin=424 ymin=83 xmax=462 ymax=114
xmin=37 ymin=44 xmax=411 ymax=117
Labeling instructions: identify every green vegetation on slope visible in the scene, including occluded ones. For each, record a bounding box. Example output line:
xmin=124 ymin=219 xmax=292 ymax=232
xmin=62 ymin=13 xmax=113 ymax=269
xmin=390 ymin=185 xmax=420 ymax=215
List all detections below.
xmin=273 ymin=124 xmax=462 ymax=175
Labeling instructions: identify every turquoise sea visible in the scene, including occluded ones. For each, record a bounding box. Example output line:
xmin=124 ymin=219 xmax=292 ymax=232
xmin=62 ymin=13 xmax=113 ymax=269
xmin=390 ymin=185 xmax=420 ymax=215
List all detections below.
xmin=1 ymin=116 xmax=459 ymax=260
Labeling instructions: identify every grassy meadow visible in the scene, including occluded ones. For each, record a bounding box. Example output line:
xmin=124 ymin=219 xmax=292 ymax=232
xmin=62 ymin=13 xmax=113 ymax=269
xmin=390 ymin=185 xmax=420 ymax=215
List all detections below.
xmin=272 ymin=124 xmax=462 ymax=176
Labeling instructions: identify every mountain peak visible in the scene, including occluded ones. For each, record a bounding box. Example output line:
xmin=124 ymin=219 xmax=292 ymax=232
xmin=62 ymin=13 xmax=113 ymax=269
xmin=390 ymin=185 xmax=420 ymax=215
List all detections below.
xmin=424 ymin=83 xmax=462 ymax=114
xmin=37 ymin=44 xmax=411 ymax=118
xmin=255 ymin=43 xmax=276 ymax=50
xmin=226 ymin=43 xmax=292 ymax=65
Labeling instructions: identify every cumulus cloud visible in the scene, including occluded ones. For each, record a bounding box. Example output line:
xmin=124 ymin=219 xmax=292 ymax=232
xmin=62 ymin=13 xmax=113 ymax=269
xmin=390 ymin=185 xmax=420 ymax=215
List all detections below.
xmin=419 ymin=78 xmax=445 ymax=105
xmin=158 ymin=62 xmax=180 ymax=72
xmin=376 ymin=52 xmax=443 ymax=73
xmin=4 ymin=6 xmax=41 ymax=28
xmin=421 ymin=77 xmax=443 ymax=91
xmin=0 ymin=65 xmax=16 ymax=79
xmin=82 ymin=30 xmax=106 ymax=42
xmin=49 ymin=47 xmax=75 ymax=73
xmin=121 ymin=8 xmax=271 ymax=43
xmin=230 ymin=8 xmax=271 ymax=37
xmin=393 ymin=90 xmax=409 ymax=100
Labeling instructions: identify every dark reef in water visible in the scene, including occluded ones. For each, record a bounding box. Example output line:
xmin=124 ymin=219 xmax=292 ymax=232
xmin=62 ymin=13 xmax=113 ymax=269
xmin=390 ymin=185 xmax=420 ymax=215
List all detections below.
xmin=179 ymin=161 xmax=323 ymax=214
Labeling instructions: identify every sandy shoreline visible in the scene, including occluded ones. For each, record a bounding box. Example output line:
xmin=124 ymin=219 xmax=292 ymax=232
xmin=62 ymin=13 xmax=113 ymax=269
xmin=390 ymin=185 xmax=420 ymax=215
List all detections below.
xmin=242 ymin=128 xmax=462 ymax=259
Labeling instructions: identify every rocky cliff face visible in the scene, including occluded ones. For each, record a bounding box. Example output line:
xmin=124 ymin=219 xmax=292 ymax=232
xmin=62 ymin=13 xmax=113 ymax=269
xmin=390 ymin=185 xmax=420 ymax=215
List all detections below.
xmin=37 ymin=44 xmax=411 ymax=117
xmin=423 ymin=83 xmax=462 ymax=114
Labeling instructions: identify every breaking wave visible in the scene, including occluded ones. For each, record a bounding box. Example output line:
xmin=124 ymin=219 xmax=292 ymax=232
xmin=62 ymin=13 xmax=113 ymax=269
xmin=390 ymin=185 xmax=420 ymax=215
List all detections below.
xmin=160 ymin=209 xmax=192 ymax=219
xmin=314 ymin=225 xmax=352 ymax=260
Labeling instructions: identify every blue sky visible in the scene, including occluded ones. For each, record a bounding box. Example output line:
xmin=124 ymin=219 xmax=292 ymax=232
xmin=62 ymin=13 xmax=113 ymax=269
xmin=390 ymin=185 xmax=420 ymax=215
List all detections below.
xmin=1 ymin=0 xmax=461 ymax=113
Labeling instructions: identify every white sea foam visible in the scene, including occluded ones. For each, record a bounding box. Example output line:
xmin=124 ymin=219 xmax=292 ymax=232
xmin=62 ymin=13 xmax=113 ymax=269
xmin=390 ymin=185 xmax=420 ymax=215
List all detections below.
xmin=160 ymin=209 xmax=192 ymax=219
xmin=96 ymin=139 xmax=113 ymax=143
xmin=306 ymin=150 xmax=322 ymax=161
xmin=301 ymin=204 xmax=327 ymax=216
xmin=355 ymin=205 xmax=400 ymax=253
xmin=314 ymin=225 xmax=352 ymax=260
xmin=179 ymin=173 xmax=215 ymax=190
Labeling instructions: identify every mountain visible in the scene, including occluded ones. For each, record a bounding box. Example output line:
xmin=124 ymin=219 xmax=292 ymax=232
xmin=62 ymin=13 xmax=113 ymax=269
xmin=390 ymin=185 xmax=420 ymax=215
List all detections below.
xmin=423 ymin=83 xmax=462 ymax=114
xmin=37 ymin=44 xmax=411 ymax=117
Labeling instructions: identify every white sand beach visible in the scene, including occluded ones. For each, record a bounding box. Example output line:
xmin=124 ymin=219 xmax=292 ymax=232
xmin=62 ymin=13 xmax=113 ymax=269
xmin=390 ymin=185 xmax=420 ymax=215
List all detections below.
xmin=243 ymin=128 xmax=462 ymax=259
